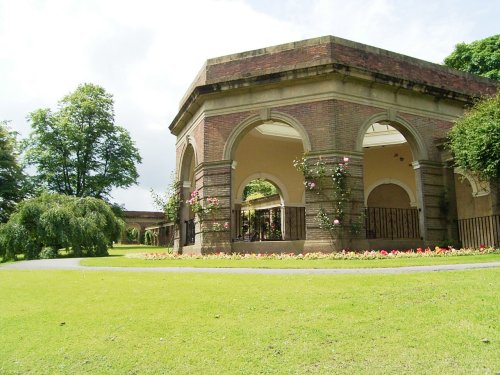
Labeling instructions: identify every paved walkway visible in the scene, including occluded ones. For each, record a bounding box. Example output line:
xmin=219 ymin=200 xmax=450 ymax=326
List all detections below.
xmin=1 ymin=258 xmax=500 ymax=275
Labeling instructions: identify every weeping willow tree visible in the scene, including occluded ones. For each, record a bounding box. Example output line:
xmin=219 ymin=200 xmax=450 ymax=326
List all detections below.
xmin=0 ymin=193 xmax=124 ymax=261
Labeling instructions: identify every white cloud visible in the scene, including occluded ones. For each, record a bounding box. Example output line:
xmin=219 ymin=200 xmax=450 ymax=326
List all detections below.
xmin=112 ymin=185 xmax=157 ymax=211
xmin=1 ymin=0 xmax=498 ymax=210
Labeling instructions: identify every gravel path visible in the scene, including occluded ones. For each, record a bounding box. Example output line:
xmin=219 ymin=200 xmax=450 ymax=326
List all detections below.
xmin=1 ymin=258 xmax=499 ymax=275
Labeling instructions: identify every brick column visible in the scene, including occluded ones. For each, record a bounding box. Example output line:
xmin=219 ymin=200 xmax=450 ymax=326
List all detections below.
xmin=196 ymin=161 xmax=232 ymax=253
xmin=442 ymin=161 xmax=460 ymax=245
xmin=303 ymin=152 xmax=367 ymax=251
xmin=174 ymin=181 xmax=193 ymax=253
xmin=413 ymin=160 xmax=448 ymax=245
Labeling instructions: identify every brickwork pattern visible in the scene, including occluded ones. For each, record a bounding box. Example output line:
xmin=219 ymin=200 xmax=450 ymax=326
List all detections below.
xmin=203 ymin=37 xmax=497 ymax=98
xmin=204 ymin=111 xmax=254 ymax=162
xmin=190 ymin=97 xmax=462 ymax=250
xmin=195 ymin=164 xmax=232 ymax=253
xmin=172 ymin=34 xmax=499 ymax=252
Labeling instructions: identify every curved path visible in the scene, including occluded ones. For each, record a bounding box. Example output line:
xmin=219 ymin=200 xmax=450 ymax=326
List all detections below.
xmin=1 ymin=258 xmax=500 ymax=275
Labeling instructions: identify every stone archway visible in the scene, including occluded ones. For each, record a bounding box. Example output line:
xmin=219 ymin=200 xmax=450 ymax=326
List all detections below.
xmin=355 ymin=112 xmax=428 ymax=160
xmin=365 ymin=179 xmax=417 ymax=208
xmin=169 ymin=36 xmax=495 ymax=252
xmin=367 ymin=183 xmax=412 ymax=209
xmin=228 ymin=113 xmax=309 ymax=250
xmin=223 ymin=111 xmax=312 ymax=160
xmin=359 ymin=116 xmax=422 ymax=243
xmin=177 ymin=142 xmax=196 ymax=251
xmin=235 ymin=173 xmax=290 ymax=206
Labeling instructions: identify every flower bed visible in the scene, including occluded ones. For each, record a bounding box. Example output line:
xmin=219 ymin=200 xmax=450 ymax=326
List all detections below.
xmin=127 ymin=246 xmax=500 ymax=261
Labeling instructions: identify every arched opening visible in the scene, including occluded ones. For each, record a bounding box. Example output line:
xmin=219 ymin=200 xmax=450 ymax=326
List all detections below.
xmin=229 ymin=118 xmax=307 ymax=244
xmin=236 ymin=179 xmax=283 ymax=241
xmin=367 ymin=183 xmax=412 ymax=209
xmin=362 ymin=122 xmax=420 ymax=239
xmin=179 ymin=143 xmax=196 ymax=248
xmin=122 ymin=223 xmax=141 ymax=244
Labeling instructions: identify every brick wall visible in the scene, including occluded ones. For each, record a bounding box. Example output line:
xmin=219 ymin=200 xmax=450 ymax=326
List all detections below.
xmin=203 ymin=111 xmax=254 ymax=162
xmin=203 ymin=37 xmax=497 ymax=98
xmin=172 ymin=36 xmax=499 ymax=252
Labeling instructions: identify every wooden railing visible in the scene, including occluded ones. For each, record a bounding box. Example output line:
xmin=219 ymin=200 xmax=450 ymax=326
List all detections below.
xmin=457 ymin=215 xmax=500 ymax=248
xmin=365 ymin=207 xmax=420 ymax=239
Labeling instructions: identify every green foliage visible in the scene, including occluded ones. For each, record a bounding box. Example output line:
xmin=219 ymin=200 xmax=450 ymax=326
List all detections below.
xmin=245 ymin=192 xmax=265 ymax=201
xmin=243 ymin=179 xmax=277 ymax=201
xmin=39 ymin=247 xmax=58 ymax=259
xmin=144 ymin=230 xmax=155 ymax=245
xmin=0 ymin=221 xmax=32 ymax=261
xmin=448 ymin=92 xmax=500 ymax=179
xmin=444 ymin=34 xmax=500 ymax=80
xmin=125 ymin=227 xmax=139 ymax=243
xmin=186 ymin=190 xmax=221 ymax=223
xmin=0 ymin=121 xmax=26 ymax=222
xmin=151 ymin=175 xmax=181 ymax=224
xmin=293 ymin=155 xmax=327 ymax=192
xmin=294 ymin=156 xmax=352 ymax=241
xmin=0 ymin=193 xmax=124 ymax=261
xmin=23 ymin=83 xmax=142 ymax=199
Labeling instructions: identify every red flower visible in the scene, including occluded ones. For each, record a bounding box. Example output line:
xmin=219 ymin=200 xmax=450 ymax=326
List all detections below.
xmin=380 ymin=250 xmax=388 ymax=256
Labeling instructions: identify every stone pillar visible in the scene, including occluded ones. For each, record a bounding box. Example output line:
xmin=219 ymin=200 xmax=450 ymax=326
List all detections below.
xmin=413 ymin=160 xmax=448 ymax=245
xmin=196 ymin=161 xmax=232 ymax=253
xmin=489 ymin=178 xmax=500 ymax=215
xmin=442 ymin=161 xmax=460 ymax=246
xmin=303 ymin=152 xmax=367 ymax=251
xmin=174 ymin=181 xmax=194 ymax=253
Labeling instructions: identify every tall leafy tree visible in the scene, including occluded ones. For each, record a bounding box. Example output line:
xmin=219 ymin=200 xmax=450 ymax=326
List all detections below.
xmin=444 ymin=34 xmax=500 ymax=81
xmin=448 ymin=92 xmax=500 ymax=180
xmin=0 ymin=121 xmax=25 ymax=222
xmin=24 ymin=83 xmax=141 ymax=199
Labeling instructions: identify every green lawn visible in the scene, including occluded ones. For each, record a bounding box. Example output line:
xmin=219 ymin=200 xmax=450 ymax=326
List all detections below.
xmin=1 ymin=269 xmax=498 ymax=374
xmin=79 ymin=246 xmax=500 ymax=269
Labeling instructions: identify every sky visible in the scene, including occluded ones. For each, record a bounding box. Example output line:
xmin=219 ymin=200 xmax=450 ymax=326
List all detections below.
xmin=1 ymin=0 xmax=498 ymax=211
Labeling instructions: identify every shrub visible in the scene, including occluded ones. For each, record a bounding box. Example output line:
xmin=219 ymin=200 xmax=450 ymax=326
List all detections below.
xmin=0 ymin=193 xmax=124 ymax=261
xmin=39 ymin=247 xmax=58 ymax=259
xmin=0 ymin=221 xmax=34 ymax=261
xmin=144 ymin=230 xmax=154 ymax=246
xmin=126 ymin=227 xmax=139 ymax=243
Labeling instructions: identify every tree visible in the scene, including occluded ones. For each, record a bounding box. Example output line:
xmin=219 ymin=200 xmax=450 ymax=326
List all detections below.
xmin=151 ymin=174 xmax=181 ymax=224
xmin=448 ymin=92 xmax=500 ymax=180
xmin=0 ymin=193 xmax=124 ymax=261
xmin=0 ymin=121 xmax=25 ymax=222
xmin=444 ymin=34 xmax=500 ymax=81
xmin=243 ymin=179 xmax=278 ymax=201
xmin=24 ymin=83 xmax=142 ymax=199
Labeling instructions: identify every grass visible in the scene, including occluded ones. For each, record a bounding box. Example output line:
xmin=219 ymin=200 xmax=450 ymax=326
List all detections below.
xmin=0 ymin=268 xmax=498 ymax=374
xmin=78 ymin=246 xmax=500 ymax=269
